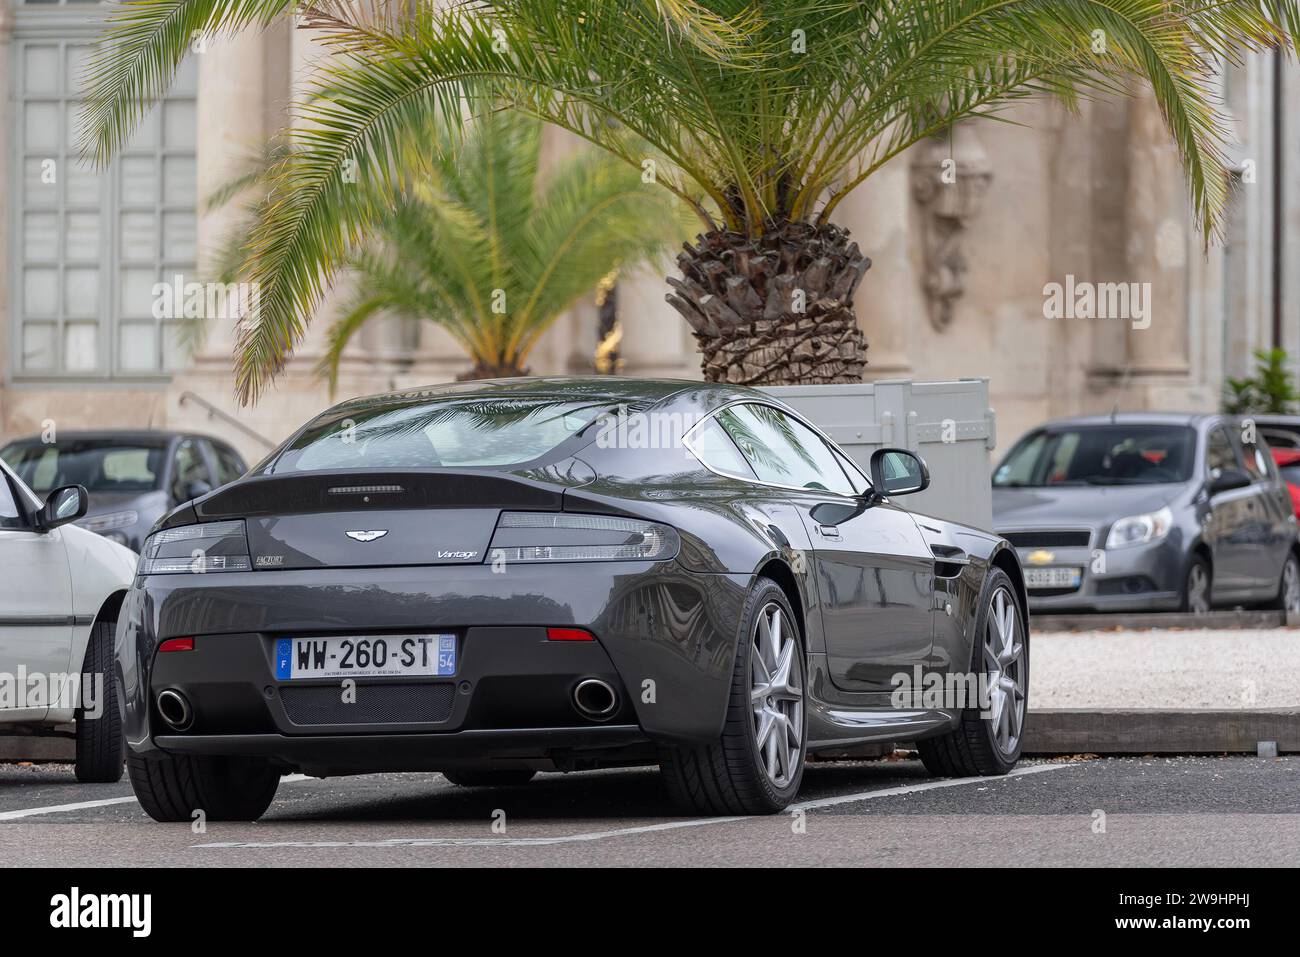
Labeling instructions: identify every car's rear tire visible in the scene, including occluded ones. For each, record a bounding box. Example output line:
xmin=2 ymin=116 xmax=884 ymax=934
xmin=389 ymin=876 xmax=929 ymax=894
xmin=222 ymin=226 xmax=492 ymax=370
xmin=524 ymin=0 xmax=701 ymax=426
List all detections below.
xmin=659 ymin=579 xmax=805 ymax=815
xmin=74 ymin=620 xmax=123 ymax=783
xmin=1271 ymin=552 xmax=1300 ymax=613
xmin=127 ymin=751 xmax=280 ymax=823
xmin=918 ymin=568 xmax=1027 ymax=777
xmin=1181 ymin=554 xmax=1212 ymax=614
xmin=441 ymin=768 xmax=536 ymax=787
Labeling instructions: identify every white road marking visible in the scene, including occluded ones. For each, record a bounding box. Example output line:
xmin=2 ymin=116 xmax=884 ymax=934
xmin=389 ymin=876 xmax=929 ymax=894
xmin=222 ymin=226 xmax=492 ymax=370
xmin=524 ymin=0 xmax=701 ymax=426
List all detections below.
xmin=0 ymin=795 xmax=139 ymax=821
xmin=0 ymin=773 xmax=314 ymax=822
xmin=194 ymin=763 xmax=1074 ymax=849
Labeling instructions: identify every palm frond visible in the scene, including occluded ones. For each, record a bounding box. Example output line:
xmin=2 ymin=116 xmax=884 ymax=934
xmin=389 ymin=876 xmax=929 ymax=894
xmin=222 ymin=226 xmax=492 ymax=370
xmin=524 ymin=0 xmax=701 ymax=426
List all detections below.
xmin=80 ymin=0 xmax=294 ymax=166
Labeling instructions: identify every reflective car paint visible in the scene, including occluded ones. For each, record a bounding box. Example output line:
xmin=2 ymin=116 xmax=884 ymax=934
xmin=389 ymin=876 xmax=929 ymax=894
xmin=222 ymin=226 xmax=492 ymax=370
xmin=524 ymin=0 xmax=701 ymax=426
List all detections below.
xmin=117 ymin=378 xmax=1024 ymax=776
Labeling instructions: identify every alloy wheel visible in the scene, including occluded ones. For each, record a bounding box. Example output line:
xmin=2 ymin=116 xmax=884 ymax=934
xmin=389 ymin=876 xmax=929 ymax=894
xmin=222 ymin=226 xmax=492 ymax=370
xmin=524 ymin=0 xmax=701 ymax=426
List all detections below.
xmin=750 ymin=602 xmax=803 ymax=788
xmin=983 ymin=587 xmax=1027 ymax=756
xmin=1186 ymin=562 xmax=1211 ymax=614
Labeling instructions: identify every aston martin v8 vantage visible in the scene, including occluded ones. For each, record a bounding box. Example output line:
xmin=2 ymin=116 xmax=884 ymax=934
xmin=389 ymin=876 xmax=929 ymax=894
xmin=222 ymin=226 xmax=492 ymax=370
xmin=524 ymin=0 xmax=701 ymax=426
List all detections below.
xmin=117 ymin=378 xmax=1029 ymax=820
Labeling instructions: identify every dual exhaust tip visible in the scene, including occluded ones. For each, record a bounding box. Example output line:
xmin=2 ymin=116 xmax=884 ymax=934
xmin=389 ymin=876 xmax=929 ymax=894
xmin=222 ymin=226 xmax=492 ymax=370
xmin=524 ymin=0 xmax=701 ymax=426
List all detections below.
xmin=156 ymin=689 xmax=193 ymax=731
xmin=572 ymin=678 xmax=619 ymax=721
xmin=159 ymin=679 xmax=618 ymax=729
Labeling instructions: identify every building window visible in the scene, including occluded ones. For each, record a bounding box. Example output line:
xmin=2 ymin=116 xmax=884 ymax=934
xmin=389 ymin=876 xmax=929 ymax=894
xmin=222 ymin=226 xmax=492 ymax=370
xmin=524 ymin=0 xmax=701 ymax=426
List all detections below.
xmin=10 ymin=4 xmax=198 ymax=378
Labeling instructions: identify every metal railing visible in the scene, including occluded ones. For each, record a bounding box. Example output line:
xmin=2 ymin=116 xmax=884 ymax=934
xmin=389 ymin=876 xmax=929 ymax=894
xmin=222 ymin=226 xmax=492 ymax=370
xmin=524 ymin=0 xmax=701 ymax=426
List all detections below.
xmin=177 ymin=391 xmax=277 ymax=450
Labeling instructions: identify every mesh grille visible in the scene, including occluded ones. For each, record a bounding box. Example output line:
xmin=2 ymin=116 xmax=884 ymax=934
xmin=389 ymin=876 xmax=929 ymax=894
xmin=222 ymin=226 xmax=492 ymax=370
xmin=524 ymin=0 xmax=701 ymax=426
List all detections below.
xmin=1002 ymin=530 xmax=1091 ymax=548
xmin=281 ymin=682 xmax=456 ymax=726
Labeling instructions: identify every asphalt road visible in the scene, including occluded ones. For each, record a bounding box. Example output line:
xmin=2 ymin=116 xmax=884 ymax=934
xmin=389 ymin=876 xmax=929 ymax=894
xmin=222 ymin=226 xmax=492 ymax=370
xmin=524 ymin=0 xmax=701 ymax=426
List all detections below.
xmin=0 ymin=754 xmax=1296 ymax=866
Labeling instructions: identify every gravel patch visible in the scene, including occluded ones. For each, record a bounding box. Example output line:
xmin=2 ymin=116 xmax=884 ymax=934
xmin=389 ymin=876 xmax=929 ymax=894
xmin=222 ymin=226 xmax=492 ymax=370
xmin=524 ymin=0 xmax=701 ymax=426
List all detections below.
xmin=1032 ymin=627 xmax=1300 ymax=709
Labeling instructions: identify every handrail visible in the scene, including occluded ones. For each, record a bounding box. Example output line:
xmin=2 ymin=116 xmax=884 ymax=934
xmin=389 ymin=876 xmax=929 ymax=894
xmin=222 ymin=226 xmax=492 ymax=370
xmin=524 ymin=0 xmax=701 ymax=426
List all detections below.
xmin=177 ymin=391 xmax=277 ymax=449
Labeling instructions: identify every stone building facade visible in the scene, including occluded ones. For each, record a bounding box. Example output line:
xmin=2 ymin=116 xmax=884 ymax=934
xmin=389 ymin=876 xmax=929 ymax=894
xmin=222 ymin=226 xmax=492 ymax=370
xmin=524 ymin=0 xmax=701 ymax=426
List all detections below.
xmin=1 ymin=5 xmax=1298 ymax=465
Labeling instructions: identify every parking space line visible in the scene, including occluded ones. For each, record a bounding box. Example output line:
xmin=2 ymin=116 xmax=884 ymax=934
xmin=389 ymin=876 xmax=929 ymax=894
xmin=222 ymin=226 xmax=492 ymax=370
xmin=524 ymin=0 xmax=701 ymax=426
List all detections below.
xmin=194 ymin=763 xmax=1073 ymax=849
xmin=0 ymin=773 xmax=314 ymax=822
xmin=0 ymin=795 xmax=140 ymax=822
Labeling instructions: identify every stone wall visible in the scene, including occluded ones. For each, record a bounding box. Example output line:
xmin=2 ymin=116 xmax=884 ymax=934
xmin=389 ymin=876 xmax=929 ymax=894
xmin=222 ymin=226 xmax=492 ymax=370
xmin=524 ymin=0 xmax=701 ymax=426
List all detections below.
xmin=0 ymin=21 xmax=1294 ymax=468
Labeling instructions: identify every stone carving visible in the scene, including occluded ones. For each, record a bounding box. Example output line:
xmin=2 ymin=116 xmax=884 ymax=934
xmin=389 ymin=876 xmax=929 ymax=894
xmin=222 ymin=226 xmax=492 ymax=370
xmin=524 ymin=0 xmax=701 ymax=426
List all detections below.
xmin=910 ymin=126 xmax=993 ymax=331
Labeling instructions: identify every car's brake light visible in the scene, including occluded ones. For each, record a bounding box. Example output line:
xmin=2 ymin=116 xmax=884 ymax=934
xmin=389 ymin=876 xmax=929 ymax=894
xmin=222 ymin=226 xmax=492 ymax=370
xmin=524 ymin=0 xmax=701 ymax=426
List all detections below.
xmin=139 ymin=520 xmax=252 ymax=575
xmin=489 ymin=512 xmax=679 ymax=563
xmin=547 ymin=627 xmax=594 ymax=641
xmin=158 ymin=637 xmax=195 ymax=652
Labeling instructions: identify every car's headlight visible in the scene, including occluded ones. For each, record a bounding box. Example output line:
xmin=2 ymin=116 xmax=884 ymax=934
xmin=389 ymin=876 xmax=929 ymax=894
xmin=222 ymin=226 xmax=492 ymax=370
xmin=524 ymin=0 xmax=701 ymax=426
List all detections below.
xmin=139 ymin=520 xmax=252 ymax=574
xmin=1105 ymin=506 xmax=1174 ymax=549
xmin=77 ymin=509 xmax=139 ymax=533
xmin=488 ymin=512 xmax=679 ymax=563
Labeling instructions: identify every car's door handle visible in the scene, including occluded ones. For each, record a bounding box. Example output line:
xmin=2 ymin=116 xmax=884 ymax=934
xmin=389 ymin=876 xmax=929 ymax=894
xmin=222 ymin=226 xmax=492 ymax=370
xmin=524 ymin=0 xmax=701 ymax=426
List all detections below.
xmin=815 ymin=524 xmax=842 ymax=541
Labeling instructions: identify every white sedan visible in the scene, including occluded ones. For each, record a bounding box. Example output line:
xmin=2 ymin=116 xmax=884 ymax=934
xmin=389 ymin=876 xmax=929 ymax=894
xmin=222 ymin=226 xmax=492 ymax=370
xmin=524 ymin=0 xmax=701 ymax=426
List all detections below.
xmin=1 ymin=459 xmax=137 ymax=781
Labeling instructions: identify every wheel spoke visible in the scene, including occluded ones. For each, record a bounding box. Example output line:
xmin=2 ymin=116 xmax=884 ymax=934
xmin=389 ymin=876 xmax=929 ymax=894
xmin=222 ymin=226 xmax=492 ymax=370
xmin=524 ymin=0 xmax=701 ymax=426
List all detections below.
xmin=774 ymin=715 xmax=791 ymax=781
xmin=749 ymin=600 xmax=804 ymax=789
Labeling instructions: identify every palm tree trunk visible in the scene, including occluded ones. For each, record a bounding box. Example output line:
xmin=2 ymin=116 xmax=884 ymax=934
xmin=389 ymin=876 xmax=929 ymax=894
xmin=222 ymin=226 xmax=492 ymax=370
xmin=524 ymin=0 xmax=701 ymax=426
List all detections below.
xmin=665 ymin=221 xmax=869 ymax=385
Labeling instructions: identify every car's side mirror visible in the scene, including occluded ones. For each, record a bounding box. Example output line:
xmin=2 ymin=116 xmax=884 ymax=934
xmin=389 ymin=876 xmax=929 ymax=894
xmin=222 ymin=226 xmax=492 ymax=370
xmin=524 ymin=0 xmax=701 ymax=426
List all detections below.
xmin=869 ymin=448 xmax=930 ymax=497
xmin=1208 ymin=467 xmax=1252 ymax=495
xmin=37 ymin=484 xmax=88 ymax=531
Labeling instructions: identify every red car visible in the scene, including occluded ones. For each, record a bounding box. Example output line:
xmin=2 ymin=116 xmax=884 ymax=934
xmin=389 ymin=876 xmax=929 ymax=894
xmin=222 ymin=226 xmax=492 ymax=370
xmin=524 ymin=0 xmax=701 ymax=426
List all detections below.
xmin=1270 ymin=447 xmax=1300 ymax=518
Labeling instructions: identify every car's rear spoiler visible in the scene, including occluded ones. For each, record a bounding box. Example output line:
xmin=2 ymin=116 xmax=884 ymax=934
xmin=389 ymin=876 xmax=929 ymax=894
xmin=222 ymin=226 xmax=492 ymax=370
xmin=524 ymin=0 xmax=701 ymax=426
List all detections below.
xmin=158 ymin=470 xmax=564 ymax=529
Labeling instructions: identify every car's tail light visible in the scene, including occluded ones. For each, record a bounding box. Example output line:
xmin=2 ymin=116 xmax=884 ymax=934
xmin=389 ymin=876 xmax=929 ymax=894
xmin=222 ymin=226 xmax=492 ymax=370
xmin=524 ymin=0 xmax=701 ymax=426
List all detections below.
xmin=158 ymin=637 xmax=195 ymax=652
xmin=489 ymin=512 xmax=679 ymax=563
xmin=139 ymin=520 xmax=253 ymax=575
xmin=547 ymin=627 xmax=594 ymax=641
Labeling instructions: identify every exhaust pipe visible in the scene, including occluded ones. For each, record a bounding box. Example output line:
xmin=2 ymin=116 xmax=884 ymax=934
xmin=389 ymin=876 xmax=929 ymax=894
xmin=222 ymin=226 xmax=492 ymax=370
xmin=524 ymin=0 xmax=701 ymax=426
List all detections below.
xmin=572 ymin=678 xmax=619 ymax=721
xmin=156 ymin=689 xmax=194 ymax=731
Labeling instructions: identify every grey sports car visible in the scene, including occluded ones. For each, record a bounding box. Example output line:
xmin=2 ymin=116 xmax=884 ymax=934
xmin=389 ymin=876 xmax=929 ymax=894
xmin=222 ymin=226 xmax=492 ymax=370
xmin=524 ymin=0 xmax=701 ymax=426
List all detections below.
xmin=117 ymin=378 xmax=1029 ymax=820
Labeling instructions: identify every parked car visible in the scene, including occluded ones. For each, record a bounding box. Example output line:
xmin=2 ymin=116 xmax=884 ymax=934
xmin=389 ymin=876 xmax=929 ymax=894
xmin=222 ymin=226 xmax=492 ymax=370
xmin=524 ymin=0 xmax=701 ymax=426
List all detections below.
xmin=0 ymin=459 xmax=137 ymax=781
xmin=116 ymin=377 xmax=1029 ymax=821
xmin=993 ymin=412 xmax=1300 ymax=614
xmin=1270 ymin=447 xmax=1300 ymax=519
xmin=0 ymin=431 xmax=248 ymax=552
xmin=1249 ymin=414 xmax=1300 ymax=450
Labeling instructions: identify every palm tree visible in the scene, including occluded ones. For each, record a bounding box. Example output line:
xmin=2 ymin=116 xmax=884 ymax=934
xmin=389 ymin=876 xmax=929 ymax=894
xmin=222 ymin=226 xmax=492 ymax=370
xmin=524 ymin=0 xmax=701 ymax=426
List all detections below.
xmin=83 ymin=1 xmax=1300 ymax=402
xmin=209 ymin=110 xmax=686 ymax=387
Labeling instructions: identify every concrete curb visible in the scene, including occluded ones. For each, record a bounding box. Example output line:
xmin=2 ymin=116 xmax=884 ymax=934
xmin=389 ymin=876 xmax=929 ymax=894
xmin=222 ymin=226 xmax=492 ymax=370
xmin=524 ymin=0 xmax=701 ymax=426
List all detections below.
xmin=0 ymin=736 xmax=73 ymax=762
xmin=1022 ymin=708 xmax=1300 ymax=755
xmin=1032 ymin=610 xmax=1300 ymax=632
xmin=4 ymin=709 xmax=1297 ymax=764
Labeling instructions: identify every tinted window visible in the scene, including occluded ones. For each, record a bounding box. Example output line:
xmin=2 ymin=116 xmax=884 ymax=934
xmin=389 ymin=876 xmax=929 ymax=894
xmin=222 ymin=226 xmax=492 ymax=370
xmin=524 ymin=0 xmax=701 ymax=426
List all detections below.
xmin=1261 ymin=427 xmax=1300 ymax=450
xmin=1206 ymin=427 xmax=1238 ymax=474
xmin=0 ymin=473 xmax=23 ymax=529
xmin=1 ymin=439 xmax=166 ymax=494
xmin=277 ymin=397 xmax=607 ymax=472
xmin=994 ymin=425 xmax=1196 ymax=486
xmin=172 ymin=439 xmax=212 ymax=500
xmin=1239 ymin=434 xmax=1271 ymax=481
xmin=716 ymin=404 xmax=856 ymax=496
xmin=688 ymin=417 xmax=757 ymax=479
xmin=212 ymin=443 xmax=247 ymax=485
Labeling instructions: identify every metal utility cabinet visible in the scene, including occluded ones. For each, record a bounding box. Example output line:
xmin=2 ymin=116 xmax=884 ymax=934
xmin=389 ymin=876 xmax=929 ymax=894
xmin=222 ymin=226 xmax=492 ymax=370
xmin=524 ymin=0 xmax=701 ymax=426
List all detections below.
xmin=763 ymin=378 xmax=997 ymax=531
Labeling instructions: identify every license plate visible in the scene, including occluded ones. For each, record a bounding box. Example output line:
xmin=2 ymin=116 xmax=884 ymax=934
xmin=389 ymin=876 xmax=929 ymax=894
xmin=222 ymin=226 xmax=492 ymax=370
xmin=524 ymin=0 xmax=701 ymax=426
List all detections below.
xmin=275 ymin=635 xmax=456 ymax=680
xmin=1023 ymin=566 xmax=1082 ymax=589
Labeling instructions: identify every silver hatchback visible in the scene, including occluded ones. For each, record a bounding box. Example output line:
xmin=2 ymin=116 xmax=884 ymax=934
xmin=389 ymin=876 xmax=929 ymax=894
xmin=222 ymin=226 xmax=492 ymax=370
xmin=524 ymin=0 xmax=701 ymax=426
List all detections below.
xmin=993 ymin=413 xmax=1300 ymax=614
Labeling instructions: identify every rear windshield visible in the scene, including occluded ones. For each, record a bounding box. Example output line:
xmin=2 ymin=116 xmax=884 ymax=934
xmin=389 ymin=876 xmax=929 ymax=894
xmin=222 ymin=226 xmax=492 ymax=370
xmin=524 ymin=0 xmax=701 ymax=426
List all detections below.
xmin=275 ymin=397 xmax=607 ymax=472
xmin=994 ymin=425 xmax=1196 ymax=487
xmin=1 ymin=439 xmax=166 ymax=493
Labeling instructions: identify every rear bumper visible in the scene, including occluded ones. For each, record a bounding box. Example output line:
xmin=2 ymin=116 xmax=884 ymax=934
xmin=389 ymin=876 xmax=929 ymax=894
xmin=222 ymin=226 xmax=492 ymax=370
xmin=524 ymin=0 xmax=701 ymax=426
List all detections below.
xmin=116 ymin=561 xmax=748 ymax=766
xmin=155 ymin=726 xmax=650 ymax=777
